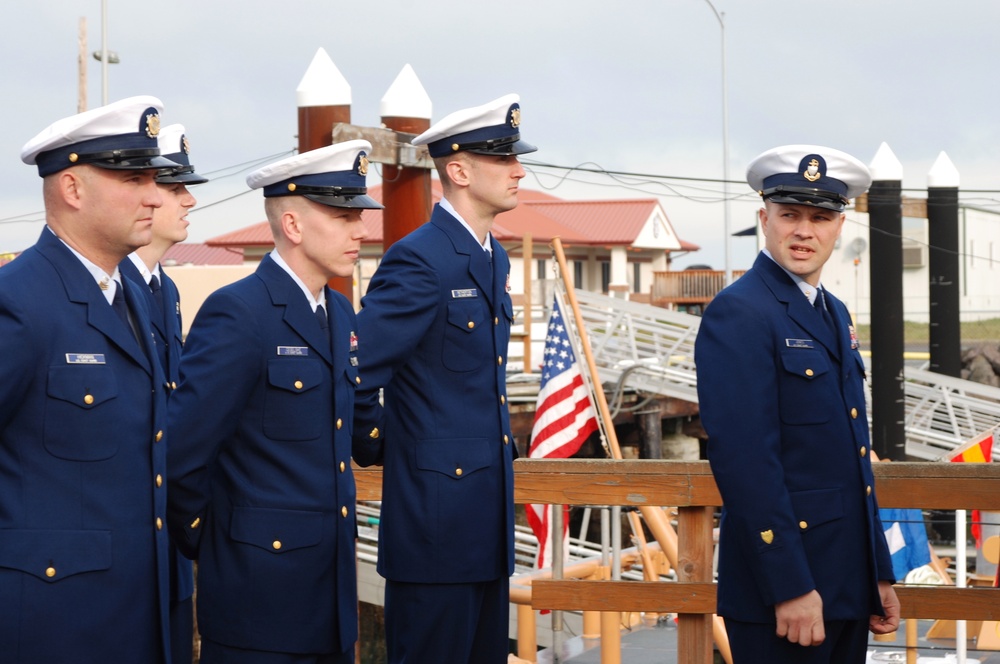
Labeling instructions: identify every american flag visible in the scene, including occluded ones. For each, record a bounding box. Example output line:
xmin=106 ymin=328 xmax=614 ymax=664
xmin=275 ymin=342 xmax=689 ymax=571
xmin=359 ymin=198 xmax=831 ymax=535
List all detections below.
xmin=525 ymin=297 xmax=599 ymax=568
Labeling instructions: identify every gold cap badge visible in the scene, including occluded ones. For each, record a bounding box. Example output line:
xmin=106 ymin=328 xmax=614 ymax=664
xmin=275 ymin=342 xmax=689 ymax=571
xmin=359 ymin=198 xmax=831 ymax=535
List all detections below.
xmin=358 ymin=154 xmax=369 ymax=177
xmin=145 ymin=113 xmax=161 ymax=138
xmin=803 ymin=158 xmax=820 ymax=182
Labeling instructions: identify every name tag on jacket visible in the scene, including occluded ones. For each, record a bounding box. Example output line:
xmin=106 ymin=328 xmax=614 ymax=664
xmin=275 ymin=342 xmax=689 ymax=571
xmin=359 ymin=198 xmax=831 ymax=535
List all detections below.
xmin=451 ymin=289 xmax=477 ymax=299
xmin=277 ymin=346 xmax=309 ymax=356
xmin=66 ymin=353 xmax=106 ymax=364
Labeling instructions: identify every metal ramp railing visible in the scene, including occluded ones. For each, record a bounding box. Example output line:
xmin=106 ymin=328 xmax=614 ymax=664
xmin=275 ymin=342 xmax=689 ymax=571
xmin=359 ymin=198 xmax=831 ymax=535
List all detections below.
xmin=872 ymin=366 xmax=1000 ymax=461
xmin=572 ymin=290 xmax=1000 ymax=461
xmin=574 ymin=289 xmax=700 ymax=404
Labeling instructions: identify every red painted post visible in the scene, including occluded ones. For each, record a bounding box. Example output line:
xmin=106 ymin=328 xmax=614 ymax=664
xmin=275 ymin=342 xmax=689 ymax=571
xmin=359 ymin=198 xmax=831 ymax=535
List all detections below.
xmin=296 ymin=47 xmax=354 ymax=300
xmin=379 ymin=64 xmax=433 ymax=251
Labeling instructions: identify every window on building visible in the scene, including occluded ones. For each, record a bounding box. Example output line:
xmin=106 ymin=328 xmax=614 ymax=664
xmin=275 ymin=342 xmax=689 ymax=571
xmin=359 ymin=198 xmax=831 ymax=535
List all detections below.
xmin=633 ymin=262 xmax=642 ymax=293
xmin=573 ymin=260 xmax=584 ymax=289
xmin=537 ymin=258 xmax=546 ymax=281
xmin=601 ymin=262 xmax=610 ymax=294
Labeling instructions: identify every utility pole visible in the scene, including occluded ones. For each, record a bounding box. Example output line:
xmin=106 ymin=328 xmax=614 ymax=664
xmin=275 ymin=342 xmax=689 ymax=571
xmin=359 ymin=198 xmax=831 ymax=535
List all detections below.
xmin=78 ymin=17 xmax=87 ymax=113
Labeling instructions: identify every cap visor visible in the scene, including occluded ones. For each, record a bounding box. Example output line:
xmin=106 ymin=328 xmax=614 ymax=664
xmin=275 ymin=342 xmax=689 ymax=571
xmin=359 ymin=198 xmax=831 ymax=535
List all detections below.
xmin=92 ymin=155 xmax=182 ymax=172
xmin=303 ymin=193 xmax=384 ymax=210
xmin=765 ymin=193 xmax=844 ymax=211
xmin=155 ymin=171 xmax=209 ymax=185
xmin=468 ymin=139 xmax=537 ymax=157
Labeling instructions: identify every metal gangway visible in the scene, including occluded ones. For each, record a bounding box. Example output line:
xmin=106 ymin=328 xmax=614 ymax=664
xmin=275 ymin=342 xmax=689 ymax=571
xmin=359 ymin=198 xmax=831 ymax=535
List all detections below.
xmin=572 ymin=290 xmax=1000 ymax=461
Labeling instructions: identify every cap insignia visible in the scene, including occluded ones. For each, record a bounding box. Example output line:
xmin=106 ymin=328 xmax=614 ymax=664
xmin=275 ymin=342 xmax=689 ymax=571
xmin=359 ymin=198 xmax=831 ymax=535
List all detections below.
xmin=510 ymin=107 xmax=521 ymax=129
xmin=358 ymin=153 xmax=369 ymax=177
xmin=803 ymin=158 xmax=821 ymax=182
xmin=182 ymin=136 xmax=191 ymax=155
xmin=145 ymin=113 xmax=161 ymax=138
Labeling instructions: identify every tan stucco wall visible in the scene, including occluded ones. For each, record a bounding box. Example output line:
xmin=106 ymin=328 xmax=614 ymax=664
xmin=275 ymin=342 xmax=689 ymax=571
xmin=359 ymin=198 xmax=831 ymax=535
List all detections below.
xmin=167 ymin=265 xmax=256 ymax=336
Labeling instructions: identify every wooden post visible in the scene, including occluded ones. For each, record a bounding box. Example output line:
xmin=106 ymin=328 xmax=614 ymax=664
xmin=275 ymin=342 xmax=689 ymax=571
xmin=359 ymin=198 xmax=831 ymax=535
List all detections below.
xmin=295 ymin=47 xmax=353 ymax=300
xmin=516 ymin=604 xmax=537 ymax=661
xmin=678 ymin=506 xmax=717 ymax=664
xmin=522 ymin=233 xmax=533 ymax=372
xmin=600 ymin=611 xmax=622 ymax=664
xmin=379 ymin=64 xmax=432 ymax=251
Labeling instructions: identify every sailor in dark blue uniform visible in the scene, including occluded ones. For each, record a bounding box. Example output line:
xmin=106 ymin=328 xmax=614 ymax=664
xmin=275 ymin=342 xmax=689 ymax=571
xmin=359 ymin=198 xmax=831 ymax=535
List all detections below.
xmin=167 ymin=140 xmax=383 ymax=664
xmin=357 ymin=94 xmax=535 ymax=664
xmin=3 ymin=96 xmax=177 ymax=662
xmin=120 ymin=122 xmax=208 ymax=664
xmin=695 ymin=145 xmax=901 ymax=663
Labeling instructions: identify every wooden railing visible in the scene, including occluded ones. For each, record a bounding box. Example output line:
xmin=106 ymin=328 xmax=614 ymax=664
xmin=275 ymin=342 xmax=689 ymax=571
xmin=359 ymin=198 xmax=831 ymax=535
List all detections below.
xmin=651 ymin=269 xmax=747 ymax=306
xmin=354 ymin=459 xmax=1000 ymax=663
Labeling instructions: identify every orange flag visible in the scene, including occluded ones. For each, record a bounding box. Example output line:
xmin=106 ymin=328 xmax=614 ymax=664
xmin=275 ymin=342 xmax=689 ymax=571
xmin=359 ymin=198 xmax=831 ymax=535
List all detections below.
xmin=948 ymin=429 xmax=994 ymax=464
xmin=947 ymin=428 xmax=995 ymax=551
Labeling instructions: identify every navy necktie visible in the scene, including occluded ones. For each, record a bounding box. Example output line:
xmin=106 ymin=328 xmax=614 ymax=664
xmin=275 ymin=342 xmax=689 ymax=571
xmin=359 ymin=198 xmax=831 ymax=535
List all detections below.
xmin=112 ymin=280 xmax=136 ymax=340
xmin=149 ymin=273 xmax=165 ymax=321
xmin=815 ymin=289 xmax=836 ymax=335
xmin=316 ymin=304 xmax=329 ymax=344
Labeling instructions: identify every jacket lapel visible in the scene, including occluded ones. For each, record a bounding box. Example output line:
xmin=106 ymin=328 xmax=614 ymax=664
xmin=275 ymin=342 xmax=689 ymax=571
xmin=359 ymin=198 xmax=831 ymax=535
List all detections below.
xmin=489 ymin=237 xmax=509 ymax=306
xmin=258 ymin=255 xmax=332 ymax=365
xmin=37 ymin=232 xmax=152 ymax=373
xmin=431 ymin=205 xmax=495 ymax=307
xmin=755 ymin=253 xmax=839 ymax=355
xmin=326 ymin=291 xmax=348 ymax=380
xmin=824 ymin=289 xmax=849 ymax=360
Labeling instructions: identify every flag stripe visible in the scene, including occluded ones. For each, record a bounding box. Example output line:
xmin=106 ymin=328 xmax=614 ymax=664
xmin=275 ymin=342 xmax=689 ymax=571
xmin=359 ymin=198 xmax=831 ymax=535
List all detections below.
xmin=527 ymin=297 xmax=600 ymax=569
xmin=948 ymin=430 xmax=994 ymax=463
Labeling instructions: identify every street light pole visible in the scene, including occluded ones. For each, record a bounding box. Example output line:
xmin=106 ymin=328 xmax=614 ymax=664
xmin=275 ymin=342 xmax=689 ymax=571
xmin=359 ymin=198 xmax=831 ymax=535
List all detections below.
xmin=702 ymin=0 xmax=732 ymax=285
xmin=100 ymin=0 xmax=108 ymax=105
xmin=91 ymin=0 xmax=120 ymax=106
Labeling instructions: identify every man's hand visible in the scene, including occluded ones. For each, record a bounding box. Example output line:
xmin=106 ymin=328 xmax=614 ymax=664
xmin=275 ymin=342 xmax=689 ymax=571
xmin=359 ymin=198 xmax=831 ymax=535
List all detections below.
xmin=775 ymin=590 xmax=825 ymax=646
xmin=869 ymin=581 xmax=901 ymax=635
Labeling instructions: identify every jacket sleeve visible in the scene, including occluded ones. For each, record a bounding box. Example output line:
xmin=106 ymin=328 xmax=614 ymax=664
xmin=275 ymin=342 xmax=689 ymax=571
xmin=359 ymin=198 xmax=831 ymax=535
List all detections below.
xmin=166 ymin=290 xmax=261 ymax=558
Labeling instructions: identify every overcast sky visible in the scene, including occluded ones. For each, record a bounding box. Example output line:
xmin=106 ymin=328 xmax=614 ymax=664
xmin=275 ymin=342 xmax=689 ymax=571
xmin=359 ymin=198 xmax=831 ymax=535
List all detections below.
xmin=3 ymin=1 xmax=999 ymax=271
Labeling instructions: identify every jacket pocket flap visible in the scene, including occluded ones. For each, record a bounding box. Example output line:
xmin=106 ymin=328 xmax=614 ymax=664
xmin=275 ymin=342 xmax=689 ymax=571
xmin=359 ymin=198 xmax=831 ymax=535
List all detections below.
xmin=780 ymin=348 xmax=829 ymax=380
xmin=47 ymin=365 xmax=118 ymax=408
xmin=267 ymin=359 xmax=323 ymax=393
xmin=415 ymin=437 xmax=492 ymax=478
xmin=790 ymin=488 xmax=844 ymax=530
xmin=229 ymin=506 xmax=324 ymax=553
xmin=0 ymin=529 xmax=111 ymax=582
xmin=446 ymin=301 xmax=486 ymax=333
